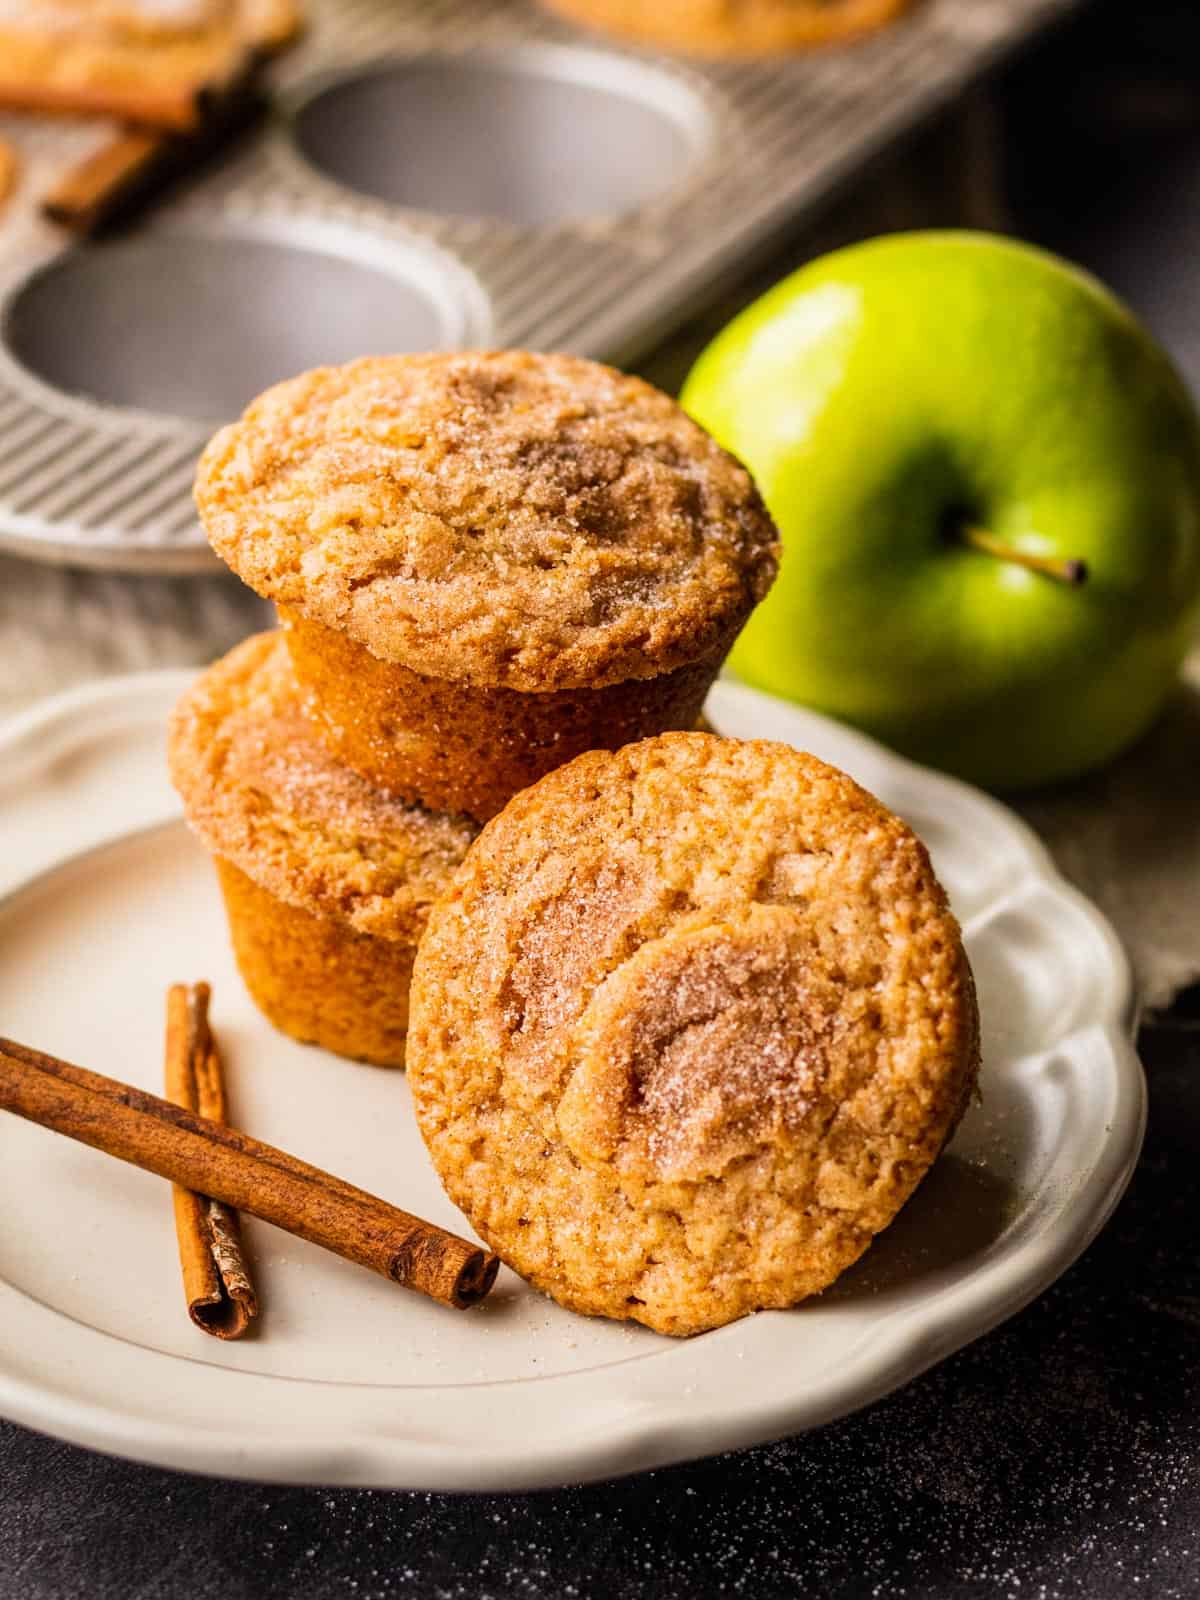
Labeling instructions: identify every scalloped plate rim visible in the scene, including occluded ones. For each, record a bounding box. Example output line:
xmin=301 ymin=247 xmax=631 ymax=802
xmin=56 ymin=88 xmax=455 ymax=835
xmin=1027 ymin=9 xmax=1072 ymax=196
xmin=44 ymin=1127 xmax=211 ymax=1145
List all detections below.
xmin=0 ymin=671 xmax=1146 ymax=1490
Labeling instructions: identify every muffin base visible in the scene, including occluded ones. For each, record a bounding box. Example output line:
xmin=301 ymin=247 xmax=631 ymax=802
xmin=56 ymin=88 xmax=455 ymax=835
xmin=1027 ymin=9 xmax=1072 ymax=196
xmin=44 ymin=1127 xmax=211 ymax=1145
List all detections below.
xmin=280 ymin=609 xmax=727 ymax=823
xmin=216 ymin=858 xmax=416 ymax=1068
xmin=538 ymin=0 xmax=914 ymax=55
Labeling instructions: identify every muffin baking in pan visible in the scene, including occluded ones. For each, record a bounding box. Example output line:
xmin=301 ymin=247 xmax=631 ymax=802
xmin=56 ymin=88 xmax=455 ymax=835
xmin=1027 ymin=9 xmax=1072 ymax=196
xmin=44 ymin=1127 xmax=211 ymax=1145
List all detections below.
xmin=539 ymin=0 xmax=916 ymax=57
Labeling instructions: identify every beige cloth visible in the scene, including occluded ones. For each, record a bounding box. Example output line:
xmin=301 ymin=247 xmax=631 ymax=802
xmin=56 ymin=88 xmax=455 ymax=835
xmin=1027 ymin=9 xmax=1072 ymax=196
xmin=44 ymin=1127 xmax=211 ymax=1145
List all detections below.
xmin=1 ymin=550 xmax=1196 ymax=1014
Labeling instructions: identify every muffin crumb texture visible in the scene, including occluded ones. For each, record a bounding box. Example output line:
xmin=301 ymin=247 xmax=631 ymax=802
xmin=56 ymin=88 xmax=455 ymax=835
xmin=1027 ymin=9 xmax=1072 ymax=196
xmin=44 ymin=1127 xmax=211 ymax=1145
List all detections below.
xmin=216 ymin=858 xmax=418 ymax=1068
xmin=195 ymin=351 xmax=779 ymax=691
xmin=167 ymin=631 xmax=477 ymax=943
xmin=408 ymin=733 xmax=979 ymax=1336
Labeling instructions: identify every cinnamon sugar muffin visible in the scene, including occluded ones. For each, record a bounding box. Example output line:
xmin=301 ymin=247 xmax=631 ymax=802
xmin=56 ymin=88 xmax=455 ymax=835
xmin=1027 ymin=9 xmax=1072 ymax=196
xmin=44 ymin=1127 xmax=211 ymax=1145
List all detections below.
xmin=539 ymin=0 xmax=914 ymax=56
xmin=407 ymin=732 xmax=979 ymax=1336
xmin=195 ymin=351 xmax=779 ymax=821
xmin=0 ymin=0 xmax=301 ymax=128
xmin=168 ymin=632 xmax=477 ymax=1067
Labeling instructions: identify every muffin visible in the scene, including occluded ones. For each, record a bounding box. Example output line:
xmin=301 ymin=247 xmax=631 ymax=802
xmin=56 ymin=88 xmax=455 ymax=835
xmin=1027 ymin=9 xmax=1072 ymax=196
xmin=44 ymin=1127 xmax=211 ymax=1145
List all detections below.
xmin=0 ymin=0 xmax=301 ymax=128
xmin=168 ymin=632 xmax=477 ymax=1067
xmin=194 ymin=351 xmax=779 ymax=822
xmin=539 ymin=0 xmax=914 ymax=55
xmin=407 ymin=732 xmax=980 ymax=1336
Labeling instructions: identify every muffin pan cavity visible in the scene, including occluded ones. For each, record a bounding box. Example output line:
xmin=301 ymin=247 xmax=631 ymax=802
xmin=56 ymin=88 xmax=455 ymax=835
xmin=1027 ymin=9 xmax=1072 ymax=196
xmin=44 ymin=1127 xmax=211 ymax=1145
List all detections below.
xmin=1 ymin=217 xmax=492 ymax=427
xmin=288 ymin=46 xmax=714 ymax=227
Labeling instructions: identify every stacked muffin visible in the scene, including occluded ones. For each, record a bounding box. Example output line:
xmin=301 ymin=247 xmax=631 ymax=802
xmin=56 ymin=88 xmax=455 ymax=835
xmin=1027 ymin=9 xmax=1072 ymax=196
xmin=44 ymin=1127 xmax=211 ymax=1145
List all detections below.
xmin=169 ymin=350 xmax=780 ymax=1067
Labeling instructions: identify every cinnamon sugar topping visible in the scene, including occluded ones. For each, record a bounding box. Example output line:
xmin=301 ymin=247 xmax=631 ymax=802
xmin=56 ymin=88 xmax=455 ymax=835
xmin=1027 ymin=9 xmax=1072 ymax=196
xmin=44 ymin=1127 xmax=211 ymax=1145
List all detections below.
xmin=195 ymin=351 xmax=779 ymax=692
xmin=408 ymin=733 xmax=980 ymax=1337
xmin=168 ymin=632 xmax=477 ymax=941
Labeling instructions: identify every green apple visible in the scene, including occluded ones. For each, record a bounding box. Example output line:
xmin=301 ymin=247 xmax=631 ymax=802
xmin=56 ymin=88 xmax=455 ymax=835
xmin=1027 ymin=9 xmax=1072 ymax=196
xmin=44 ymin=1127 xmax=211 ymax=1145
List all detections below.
xmin=681 ymin=231 xmax=1200 ymax=790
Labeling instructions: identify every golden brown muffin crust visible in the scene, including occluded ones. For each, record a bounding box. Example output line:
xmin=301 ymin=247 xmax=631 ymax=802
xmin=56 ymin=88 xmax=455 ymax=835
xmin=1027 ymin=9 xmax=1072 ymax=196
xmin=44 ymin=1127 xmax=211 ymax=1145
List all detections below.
xmin=195 ymin=351 xmax=779 ymax=691
xmin=278 ymin=607 xmax=727 ymax=822
xmin=408 ymin=732 xmax=979 ymax=1336
xmin=168 ymin=631 xmax=477 ymax=941
xmin=215 ymin=858 xmax=418 ymax=1067
xmin=540 ymin=0 xmax=914 ymax=56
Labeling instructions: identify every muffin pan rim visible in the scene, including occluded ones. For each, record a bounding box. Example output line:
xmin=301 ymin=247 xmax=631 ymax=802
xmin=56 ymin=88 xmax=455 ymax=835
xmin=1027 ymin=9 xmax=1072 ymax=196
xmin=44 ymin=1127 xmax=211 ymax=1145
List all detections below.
xmin=0 ymin=209 xmax=497 ymax=438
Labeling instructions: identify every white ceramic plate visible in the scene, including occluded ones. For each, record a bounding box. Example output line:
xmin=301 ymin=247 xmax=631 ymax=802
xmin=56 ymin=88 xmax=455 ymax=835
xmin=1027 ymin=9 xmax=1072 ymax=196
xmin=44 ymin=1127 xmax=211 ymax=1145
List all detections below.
xmin=0 ymin=671 xmax=1144 ymax=1491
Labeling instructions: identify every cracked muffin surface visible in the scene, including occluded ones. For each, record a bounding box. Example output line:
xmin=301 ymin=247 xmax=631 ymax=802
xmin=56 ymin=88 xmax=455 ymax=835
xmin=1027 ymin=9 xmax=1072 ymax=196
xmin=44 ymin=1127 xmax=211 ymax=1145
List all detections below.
xmin=407 ymin=732 xmax=980 ymax=1336
xmin=167 ymin=631 xmax=477 ymax=943
xmin=194 ymin=350 xmax=779 ymax=692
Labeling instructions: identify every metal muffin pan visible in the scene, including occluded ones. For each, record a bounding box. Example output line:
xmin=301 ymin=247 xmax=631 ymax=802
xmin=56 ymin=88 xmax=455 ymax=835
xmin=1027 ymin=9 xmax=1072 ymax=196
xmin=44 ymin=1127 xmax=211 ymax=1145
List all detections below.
xmin=287 ymin=46 xmax=715 ymax=226
xmin=0 ymin=0 xmax=1082 ymax=572
xmin=1 ymin=215 xmax=492 ymax=427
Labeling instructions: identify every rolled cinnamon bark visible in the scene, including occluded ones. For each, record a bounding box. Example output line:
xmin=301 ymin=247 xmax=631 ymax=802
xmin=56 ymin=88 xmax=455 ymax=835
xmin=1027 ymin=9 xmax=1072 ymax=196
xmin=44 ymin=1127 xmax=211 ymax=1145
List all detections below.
xmin=41 ymin=69 xmax=265 ymax=234
xmin=0 ymin=1036 xmax=498 ymax=1311
xmin=164 ymin=982 xmax=258 ymax=1339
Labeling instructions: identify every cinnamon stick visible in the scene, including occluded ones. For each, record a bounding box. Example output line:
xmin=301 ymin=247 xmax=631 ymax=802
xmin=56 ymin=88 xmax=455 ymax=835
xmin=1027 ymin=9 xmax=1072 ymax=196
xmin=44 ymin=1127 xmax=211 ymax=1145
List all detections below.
xmin=41 ymin=68 xmax=264 ymax=234
xmin=42 ymin=129 xmax=167 ymax=233
xmin=0 ymin=1037 xmax=499 ymax=1311
xmin=165 ymin=983 xmax=257 ymax=1339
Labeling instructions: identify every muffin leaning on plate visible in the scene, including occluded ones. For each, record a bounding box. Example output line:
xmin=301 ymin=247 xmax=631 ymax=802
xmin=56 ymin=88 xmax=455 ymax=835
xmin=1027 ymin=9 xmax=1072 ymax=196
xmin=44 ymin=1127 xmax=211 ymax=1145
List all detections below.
xmin=168 ymin=632 xmax=477 ymax=1068
xmin=194 ymin=350 xmax=779 ymax=823
xmin=407 ymin=732 xmax=980 ymax=1336
xmin=538 ymin=0 xmax=915 ymax=56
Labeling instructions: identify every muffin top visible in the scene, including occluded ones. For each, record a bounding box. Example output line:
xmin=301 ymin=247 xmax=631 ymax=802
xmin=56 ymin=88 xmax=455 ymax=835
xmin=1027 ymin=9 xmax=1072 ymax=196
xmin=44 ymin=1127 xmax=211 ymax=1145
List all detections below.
xmin=194 ymin=351 xmax=780 ymax=692
xmin=407 ymin=732 xmax=979 ymax=1337
xmin=168 ymin=632 xmax=477 ymax=942
xmin=540 ymin=0 xmax=914 ymax=55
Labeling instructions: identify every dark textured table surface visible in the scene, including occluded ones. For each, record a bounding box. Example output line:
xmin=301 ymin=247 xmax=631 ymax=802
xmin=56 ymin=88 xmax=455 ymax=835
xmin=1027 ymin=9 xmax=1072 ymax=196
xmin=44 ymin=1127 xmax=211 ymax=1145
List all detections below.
xmin=4 ymin=3 xmax=1200 ymax=1595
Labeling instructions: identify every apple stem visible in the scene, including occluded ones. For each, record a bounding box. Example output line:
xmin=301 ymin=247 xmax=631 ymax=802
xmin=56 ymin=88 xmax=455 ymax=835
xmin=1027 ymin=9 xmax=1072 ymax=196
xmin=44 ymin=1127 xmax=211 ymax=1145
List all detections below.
xmin=959 ymin=524 xmax=1089 ymax=587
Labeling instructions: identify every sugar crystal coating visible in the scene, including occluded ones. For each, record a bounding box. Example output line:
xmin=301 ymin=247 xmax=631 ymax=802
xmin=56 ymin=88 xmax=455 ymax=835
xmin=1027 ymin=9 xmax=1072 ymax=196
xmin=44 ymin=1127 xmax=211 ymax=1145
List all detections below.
xmin=408 ymin=732 xmax=980 ymax=1336
xmin=195 ymin=351 xmax=780 ymax=691
xmin=167 ymin=632 xmax=477 ymax=942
